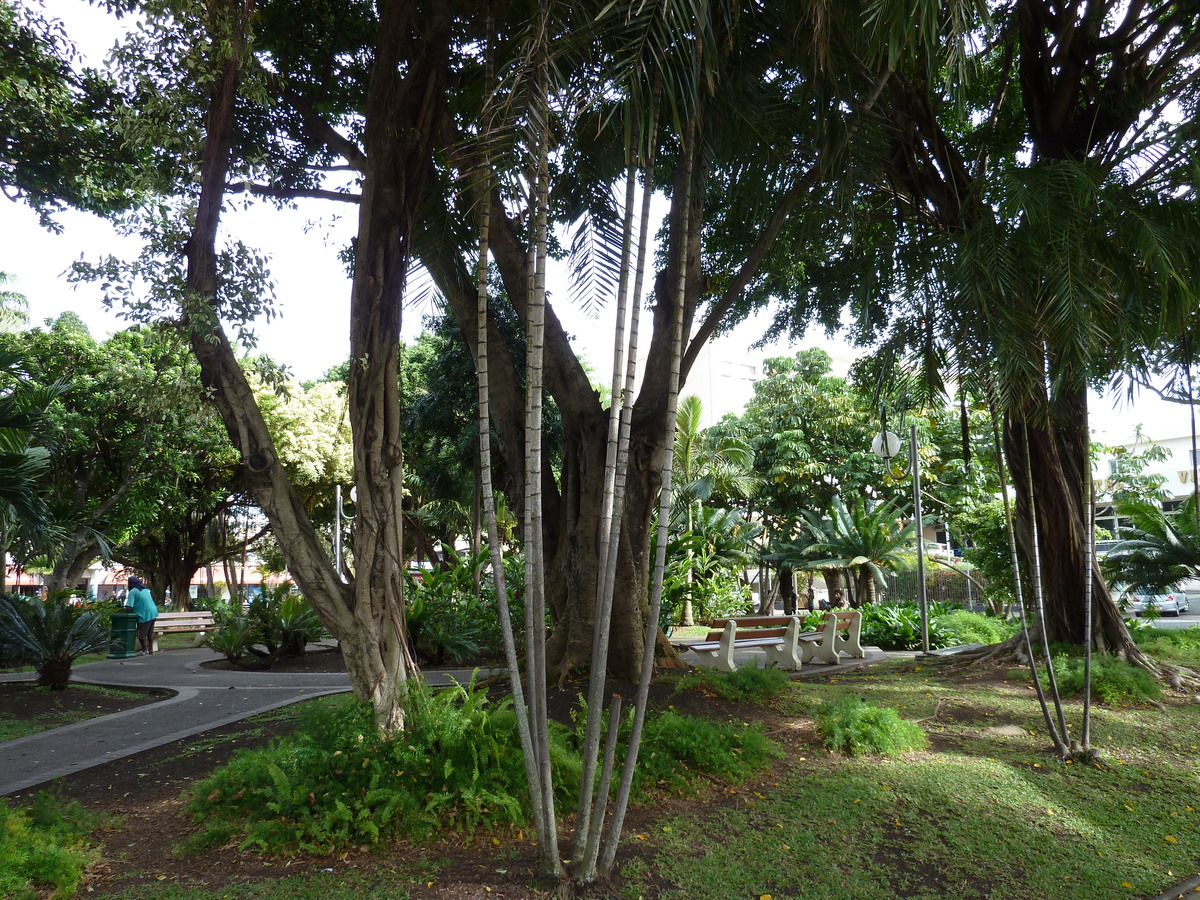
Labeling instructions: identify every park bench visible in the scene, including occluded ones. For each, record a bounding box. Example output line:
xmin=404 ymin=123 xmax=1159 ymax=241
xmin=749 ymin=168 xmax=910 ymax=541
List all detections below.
xmin=151 ymin=610 xmax=215 ymax=653
xmin=678 ymin=615 xmax=804 ymax=672
xmin=798 ymin=609 xmax=864 ymax=664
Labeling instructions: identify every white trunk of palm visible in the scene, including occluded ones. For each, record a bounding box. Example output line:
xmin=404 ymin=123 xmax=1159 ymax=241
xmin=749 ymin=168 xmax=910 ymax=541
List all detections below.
xmin=1081 ymin=406 xmax=1094 ymax=754
xmin=471 ymin=144 xmax=550 ymax=872
xmin=599 ymin=121 xmax=696 ymax=875
xmin=1019 ymin=420 xmax=1070 ymax=750
xmin=576 ymin=96 xmax=660 ymax=876
xmin=574 ymin=141 xmax=640 ymax=860
xmin=521 ymin=28 xmax=560 ymax=870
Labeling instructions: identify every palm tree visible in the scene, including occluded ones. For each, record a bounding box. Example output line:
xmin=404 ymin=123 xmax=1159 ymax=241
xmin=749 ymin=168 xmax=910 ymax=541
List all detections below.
xmin=670 ymin=395 xmax=756 ymax=524
xmin=0 ymin=273 xmax=29 ymax=332
xmin=786 ymin=496 xmax=917 ymax=607
xmin=1102 ymin=497 xmax=1200 ymax=594
xmin=670 ymin=395 xmax=756 ymax=624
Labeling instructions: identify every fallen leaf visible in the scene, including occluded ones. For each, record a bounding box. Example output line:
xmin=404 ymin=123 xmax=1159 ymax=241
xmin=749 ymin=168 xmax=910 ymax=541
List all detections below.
xmin=1164 ymin=835 xmax=1178 ymax=843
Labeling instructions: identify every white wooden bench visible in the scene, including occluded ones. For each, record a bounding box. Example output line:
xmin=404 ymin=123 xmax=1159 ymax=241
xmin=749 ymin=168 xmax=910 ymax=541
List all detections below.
xmin=798 ymin=609 xmax=864 ymax=664
xmin=678 ymin=615 xmax=804 ymax=672
xmin=151 ymin=610 xmax=216 ymax=652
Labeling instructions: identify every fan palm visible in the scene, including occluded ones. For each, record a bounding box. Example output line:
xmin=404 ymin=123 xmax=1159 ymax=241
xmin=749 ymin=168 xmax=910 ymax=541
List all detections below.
xmin=786 ymin=496 xmax=918 ymax=606
xmin=1102 ymin=497 xmax=1200 ymax=594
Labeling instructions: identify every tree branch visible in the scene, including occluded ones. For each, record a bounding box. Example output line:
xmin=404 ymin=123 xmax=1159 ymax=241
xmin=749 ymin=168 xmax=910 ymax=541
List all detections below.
xmin=226 ymin=181 xmax=361 ymax=203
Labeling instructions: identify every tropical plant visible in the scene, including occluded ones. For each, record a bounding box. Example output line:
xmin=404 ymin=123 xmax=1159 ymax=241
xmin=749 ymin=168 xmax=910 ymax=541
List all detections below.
xmin=1102 ymin=496 xmax=1200 ymax=594
xmin=0 ymin=591 xmax=111 ymax=689
xmin=244 ymin=583 xmax=324 ymax=660
xmin=857 ymin=603 xmax=955 ymax=652
xmin=203 ymin=616 xmax=257 ymax=666
xmin=785 ymin=496 xmax=918 ymax=606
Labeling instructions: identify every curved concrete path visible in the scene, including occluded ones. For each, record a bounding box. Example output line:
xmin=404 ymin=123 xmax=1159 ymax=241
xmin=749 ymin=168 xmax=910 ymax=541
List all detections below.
xmin=0 ymin=647 xmax=481 ymax=797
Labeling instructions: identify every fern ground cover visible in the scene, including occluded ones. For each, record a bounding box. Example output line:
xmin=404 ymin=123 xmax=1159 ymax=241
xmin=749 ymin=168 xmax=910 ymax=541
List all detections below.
xmin=3 ymin=637 xmax=1199 ymax=899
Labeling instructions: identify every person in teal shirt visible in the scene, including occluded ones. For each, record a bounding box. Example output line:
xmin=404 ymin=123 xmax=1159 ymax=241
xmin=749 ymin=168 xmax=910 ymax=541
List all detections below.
xmin=127 ymin=576 xmax=158 ymax=655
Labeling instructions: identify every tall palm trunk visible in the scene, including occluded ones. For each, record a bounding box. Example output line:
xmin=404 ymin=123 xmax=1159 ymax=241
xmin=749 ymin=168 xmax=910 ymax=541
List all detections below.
xmin=576 ymin=92 xmax=660 ymax=875
xmin=598 ymin=118 xmax=697 ymax=877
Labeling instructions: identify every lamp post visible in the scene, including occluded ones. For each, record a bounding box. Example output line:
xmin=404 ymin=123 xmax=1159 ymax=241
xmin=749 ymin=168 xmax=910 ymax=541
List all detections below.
xmin=872 ymin=423 xmax=930 ymax=653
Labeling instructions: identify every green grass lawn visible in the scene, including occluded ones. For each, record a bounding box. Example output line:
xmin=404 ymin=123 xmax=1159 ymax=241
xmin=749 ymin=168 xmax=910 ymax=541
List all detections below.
xmin=618 ymin=657 xmax=1200 ymax=900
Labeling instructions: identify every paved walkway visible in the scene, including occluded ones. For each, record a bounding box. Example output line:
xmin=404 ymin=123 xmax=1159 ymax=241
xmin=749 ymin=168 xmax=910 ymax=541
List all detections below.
xmin=0 ymin=648 xmax=480 ymax=797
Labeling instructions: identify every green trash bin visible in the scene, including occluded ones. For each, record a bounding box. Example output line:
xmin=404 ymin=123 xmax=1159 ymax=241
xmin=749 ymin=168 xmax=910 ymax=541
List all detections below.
xmin=108 ymin=611 xmax=139 ymax=659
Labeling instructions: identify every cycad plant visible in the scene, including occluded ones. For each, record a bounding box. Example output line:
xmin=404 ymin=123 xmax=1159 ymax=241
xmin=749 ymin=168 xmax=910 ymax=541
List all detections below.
xmin=787 ymin=496 xmax=918 ymax=606
xmin=0 ymin=592 xmax=110 ymax=689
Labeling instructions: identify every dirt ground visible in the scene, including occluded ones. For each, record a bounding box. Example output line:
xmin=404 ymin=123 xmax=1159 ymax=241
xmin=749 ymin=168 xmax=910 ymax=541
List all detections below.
xmin=2 ymin=650 xmax=812 ymax=899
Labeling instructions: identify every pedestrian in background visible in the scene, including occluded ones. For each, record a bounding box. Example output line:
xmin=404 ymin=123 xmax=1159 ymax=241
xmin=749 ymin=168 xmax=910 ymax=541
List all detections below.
xmin=127 ymin=576 xmax=158 ymax=656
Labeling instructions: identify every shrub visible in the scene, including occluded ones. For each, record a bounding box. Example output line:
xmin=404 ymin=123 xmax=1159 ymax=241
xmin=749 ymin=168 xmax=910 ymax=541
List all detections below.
xmin=681 ymin=665 xmax=791 ymax=702
xmin=0 ymin=792 xmax=103 ymax=899
xmin=938 ymin=610 xmax=1018 ymax=646
xmin=406 ymin=548 xmax=528 ymax=664
xmin=204 ymin=616 xmax=258 ymax=666
xmin=857 ymin=603 xmax=954 ymax=651
xmin=631 ymin=709 xmax=781 ymax=796
xmin=1049 ymin=652 xmax=1162 ymax=706
xmin=0 ymin=592 xmax=111 ymax=689
xmin=185 ymin=680 xmax=577 ymax=853
xmin=204 ymin=586 xmax=324 ymax=667
xmin=814 ymin=697 xmax=929 ymax=757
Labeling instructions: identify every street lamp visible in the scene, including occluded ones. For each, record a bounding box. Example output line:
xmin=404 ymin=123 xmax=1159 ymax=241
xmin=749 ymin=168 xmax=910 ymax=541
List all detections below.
xmin=872 ymin=422 xmax=930 ymax=653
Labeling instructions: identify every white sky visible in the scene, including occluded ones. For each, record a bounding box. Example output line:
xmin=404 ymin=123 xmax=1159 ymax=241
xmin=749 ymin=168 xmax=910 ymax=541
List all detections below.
xmin=3 ymin=0 xmax=1188 ymax=444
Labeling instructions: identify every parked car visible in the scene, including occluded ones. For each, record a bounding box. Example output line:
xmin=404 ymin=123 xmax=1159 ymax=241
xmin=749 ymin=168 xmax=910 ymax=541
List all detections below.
xmin=1118 ymin=587 xmax=1190 ymax=617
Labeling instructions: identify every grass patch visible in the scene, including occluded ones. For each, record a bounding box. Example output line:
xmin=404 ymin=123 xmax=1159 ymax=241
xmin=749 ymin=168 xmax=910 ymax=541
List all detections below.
xmin=632 ymin=709 xmax=781 ymax=795
xmin=95 ymin=866 xmax=436 ymax=899
xmin=1133 ymin=625 xmax=1200 ymax=668
xmin=679 ymin=664 xmax=791 ymax=702
xmin=1050 ymin=652 xmax=1164 ymax=707
xmin=938 ymin=609 xmax=1019 ymax=646
xmin=619 ymin=657 xmax=1200 ymax=900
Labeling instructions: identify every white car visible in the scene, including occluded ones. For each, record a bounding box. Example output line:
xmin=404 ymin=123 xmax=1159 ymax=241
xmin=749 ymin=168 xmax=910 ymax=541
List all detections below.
xmin=1121 ymin=588 xmax=1190 ymax=617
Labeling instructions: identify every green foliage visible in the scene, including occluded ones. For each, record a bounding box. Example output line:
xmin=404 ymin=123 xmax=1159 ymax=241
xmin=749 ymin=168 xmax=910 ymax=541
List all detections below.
xmin=206 ymin=584 xmax=324 ymax=667
xmin=856 ymin=603 xmax=955 ymax=651
xmin=0 ymin=3 xmax=145 ymax=225
xmin=185 ymin=682 xmax=576 ymax=853
xmin=680 ymin=665 xmax=791 ymax=702
xmin=1049 ymin=653 xmax=1163 ymax=707
xmin=1131 ymin=626 xmax=1200 ymax=668
xmin=405 ymin=548 xmax=527 ymax=664
xmin=631 ymin=710 xmax=781 ymax=796
xmin=1102 ymin=495 xmax=1200 ymax=594
xmin=814 ymin=697 xmax=928 ymax=757
xmin=0 ymin=792 xmax=104 ymax=899
xmin=204 ymin=616 xmax=258 ymax=666
xmin=0 ymin=591 xmax=110 ymax=688
xmin=781 ymin=495 xmax=918 ymax=606
xmin=936 ymin=610 xmax=1018 ymax=646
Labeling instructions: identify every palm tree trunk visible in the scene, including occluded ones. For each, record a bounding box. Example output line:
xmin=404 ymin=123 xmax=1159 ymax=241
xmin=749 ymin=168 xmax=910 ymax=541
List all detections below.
xmin=599 ymin=117 xmax=696 ymax=876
